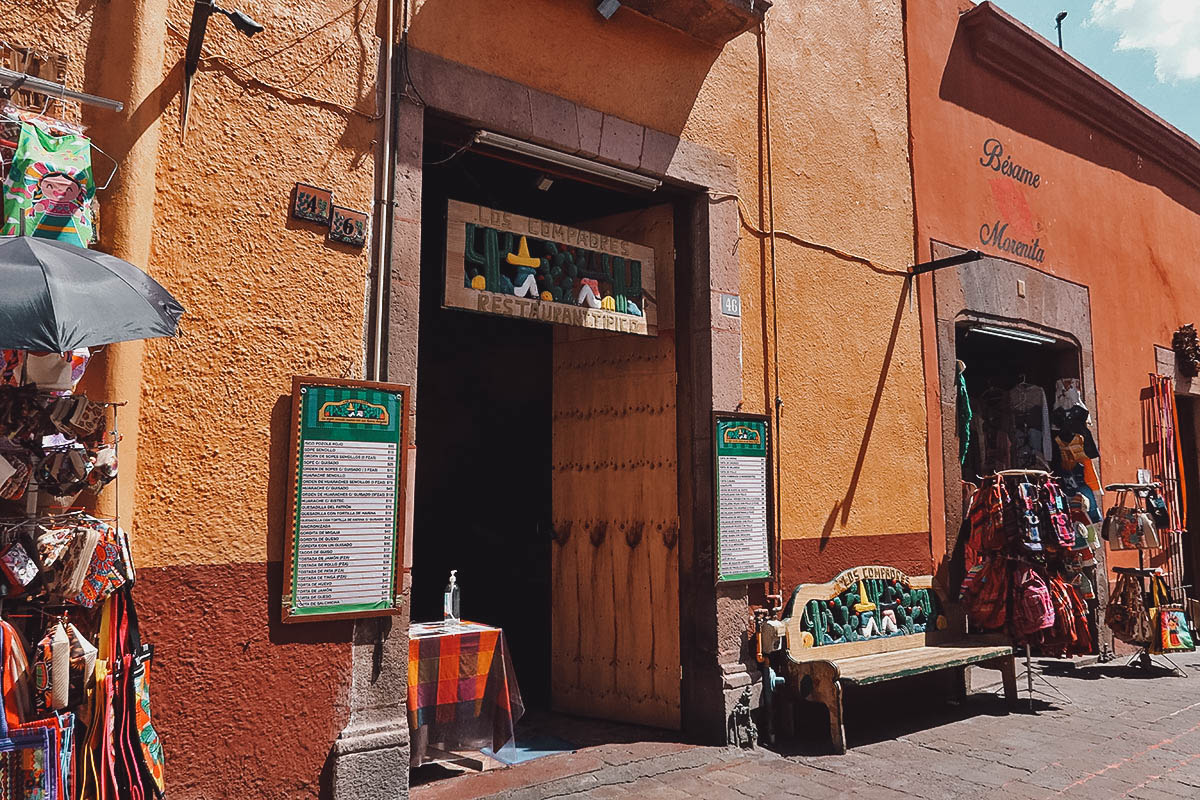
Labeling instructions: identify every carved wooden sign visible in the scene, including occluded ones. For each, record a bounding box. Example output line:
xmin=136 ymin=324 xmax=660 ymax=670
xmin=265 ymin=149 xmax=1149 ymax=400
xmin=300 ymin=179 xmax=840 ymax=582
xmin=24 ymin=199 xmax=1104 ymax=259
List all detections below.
xmin=789 ymin=567 xmax=940 ymax=648
xmin=444 ymin=200 xmax=657 ymax=336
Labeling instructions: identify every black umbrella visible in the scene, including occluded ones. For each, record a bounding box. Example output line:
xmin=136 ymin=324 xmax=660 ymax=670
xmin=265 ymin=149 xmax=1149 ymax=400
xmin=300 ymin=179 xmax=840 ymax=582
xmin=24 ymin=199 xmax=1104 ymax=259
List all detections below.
xmin=0 ymin=236 xmax=184 ymax=352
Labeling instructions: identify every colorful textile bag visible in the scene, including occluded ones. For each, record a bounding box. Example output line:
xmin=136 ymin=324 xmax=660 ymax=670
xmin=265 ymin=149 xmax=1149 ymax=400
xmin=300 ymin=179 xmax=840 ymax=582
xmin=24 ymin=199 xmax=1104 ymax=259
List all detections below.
xmin=31 ymin=620 xmax=95 ymax=713
xmin=1147 ymin=576 xmax=1194 ymax=654
xmin=960 ymin=556 xmax=1009 ymax=630
xmin=1011 ymin=566 xmax=1055 ymax=639
xmin=1102 ymin=490 xmax=1161 ymax=550
xmin=2 ymin=122 xmax=96 ymax=246
xmin=1015 ymin=482 xmax=1043 ymax=552
xmin=1106 ymin=572 xmax=1153 ymax=645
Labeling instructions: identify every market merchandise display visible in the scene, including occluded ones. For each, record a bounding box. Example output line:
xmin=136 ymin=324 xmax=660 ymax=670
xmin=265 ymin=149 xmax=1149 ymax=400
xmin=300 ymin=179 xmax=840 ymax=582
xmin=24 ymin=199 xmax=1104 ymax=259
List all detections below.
xmin=1101 ymin=481 xmax=1194 ymax=664
xmin=958 ymin=470 xmax=1096 ymax=657
xmin=0 ymin=349 xmax=164 ymax=798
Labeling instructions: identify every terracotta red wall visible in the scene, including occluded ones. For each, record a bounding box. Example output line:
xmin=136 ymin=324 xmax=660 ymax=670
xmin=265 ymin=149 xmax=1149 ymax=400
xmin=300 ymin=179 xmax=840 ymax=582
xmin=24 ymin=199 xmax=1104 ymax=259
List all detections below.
xmin=908 ymin=0 xmax=1200 ymax=572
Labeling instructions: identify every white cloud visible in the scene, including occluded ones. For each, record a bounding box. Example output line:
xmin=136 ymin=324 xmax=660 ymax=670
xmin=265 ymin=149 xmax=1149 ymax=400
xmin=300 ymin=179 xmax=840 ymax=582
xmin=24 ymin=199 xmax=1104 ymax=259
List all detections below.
xmin=1090 ymin=0 xmax=1200 ymax=82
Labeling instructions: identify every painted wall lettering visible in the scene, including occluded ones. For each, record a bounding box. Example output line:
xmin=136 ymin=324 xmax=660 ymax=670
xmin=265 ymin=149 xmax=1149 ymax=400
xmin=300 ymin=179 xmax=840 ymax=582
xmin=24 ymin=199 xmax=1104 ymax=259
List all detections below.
xmin=979 ymin=138 xmax=1041 ymax=188
xmin=979 ymin=220 xmax=1045 ymax=264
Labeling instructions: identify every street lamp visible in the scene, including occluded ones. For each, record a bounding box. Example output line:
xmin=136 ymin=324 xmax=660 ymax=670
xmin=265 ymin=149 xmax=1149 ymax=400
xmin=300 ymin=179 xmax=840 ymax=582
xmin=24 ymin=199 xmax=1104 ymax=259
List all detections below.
xmin=1055 ymin=11 xmax=1068 ymax=49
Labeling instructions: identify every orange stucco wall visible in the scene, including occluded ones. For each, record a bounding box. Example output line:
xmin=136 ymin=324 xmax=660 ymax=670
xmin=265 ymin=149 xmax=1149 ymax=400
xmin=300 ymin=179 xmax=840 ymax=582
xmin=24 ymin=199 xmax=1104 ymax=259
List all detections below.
xmin=908 ymin=0 xmax=1200 ymax=573
xmin=408 ymin=0 xmax=930 ymax=588
xmin=2 ymin=0 xmax=380 ymax=795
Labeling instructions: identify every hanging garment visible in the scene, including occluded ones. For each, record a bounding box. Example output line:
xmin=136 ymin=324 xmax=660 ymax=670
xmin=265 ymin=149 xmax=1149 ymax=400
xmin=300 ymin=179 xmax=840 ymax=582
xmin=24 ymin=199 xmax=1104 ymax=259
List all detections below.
xmin=1009 ymin=382 xmax=1051 ymax=467
xmin=971 ymin=387 xmax=1012 ymax=474
xmin=1054 ymin=432 xmax=1101 ymax=492
xmin=956 ymin=368 xmax=972 ymax=466
xmin=2 ymin=122 xmax=96 ymax=247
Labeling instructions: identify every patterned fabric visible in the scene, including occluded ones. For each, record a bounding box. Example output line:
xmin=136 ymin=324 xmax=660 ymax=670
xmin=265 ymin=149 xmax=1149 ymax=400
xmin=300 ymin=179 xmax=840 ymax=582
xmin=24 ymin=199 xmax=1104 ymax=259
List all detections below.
xmin=133 ymin=654 xmax=165 ymax=795
xmin=2 ymin=123 xmax=96 ymax=246
xmin=406 ymin=622 xmax=523 ymax=758
xmin=71 ymin=520 xmax=128 ymax=608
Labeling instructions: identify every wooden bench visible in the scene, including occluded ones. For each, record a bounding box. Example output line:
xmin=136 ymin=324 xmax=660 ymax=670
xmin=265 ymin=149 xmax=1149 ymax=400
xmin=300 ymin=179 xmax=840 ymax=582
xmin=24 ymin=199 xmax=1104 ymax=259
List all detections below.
xmin=777 ymin=566 xmax=1016 ymax=753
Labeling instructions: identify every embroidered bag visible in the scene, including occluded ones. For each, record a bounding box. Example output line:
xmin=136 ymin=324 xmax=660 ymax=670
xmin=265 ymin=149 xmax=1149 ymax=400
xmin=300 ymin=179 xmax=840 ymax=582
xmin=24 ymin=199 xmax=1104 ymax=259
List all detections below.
xmin=1015 ymin=482 xmax=1043 ymax=551
xmin=1040 ymin=480 xmax=1075 ymax=549
xmin=1011 ymin=566 xmax=1055 ymax=638
xmin=960 ymin=555 xmax=1009 ymax=630
xmin=71 ymin=520 xmax=129 ymax=608
xmin=1105 ymin=572 xmax=1153 ymax=645
xmin=0 ymin=542 xmax=38 ymax=592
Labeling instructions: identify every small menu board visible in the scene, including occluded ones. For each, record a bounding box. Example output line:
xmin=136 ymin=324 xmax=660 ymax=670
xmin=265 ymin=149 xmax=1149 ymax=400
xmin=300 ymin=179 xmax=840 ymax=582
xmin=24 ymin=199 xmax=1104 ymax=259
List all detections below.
xmin=283 ymin=377 xmax=409 ymax=622
xmin=714 ymin=414 xmax=772 ymax=583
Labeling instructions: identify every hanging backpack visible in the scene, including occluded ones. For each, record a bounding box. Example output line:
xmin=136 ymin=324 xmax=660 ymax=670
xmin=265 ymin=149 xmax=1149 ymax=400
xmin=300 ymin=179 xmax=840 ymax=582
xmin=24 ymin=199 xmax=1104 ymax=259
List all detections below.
xmin=1040 ymin=481 xmax=1075 ymax=549
xmin=960 ymin=556 xmax=1009 ymax=630
xmin=1015 ymin=482 xmax=1043 ymax=551
xmin=1011 ymin=566 xmax=1055 ymax=639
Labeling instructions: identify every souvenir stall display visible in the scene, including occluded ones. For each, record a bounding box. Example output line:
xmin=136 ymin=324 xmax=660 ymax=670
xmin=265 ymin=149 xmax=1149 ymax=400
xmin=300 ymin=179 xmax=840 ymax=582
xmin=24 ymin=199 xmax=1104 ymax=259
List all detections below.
xmin=0 ymin=352 xmax=165 ymax=799
xmin=958 ymin=469 xmax=1097 ymax=659
xmin=1102 ymin=481 xmax=1193 ymax=672
xmin=0 ymin=61 xmax=179 ymax=798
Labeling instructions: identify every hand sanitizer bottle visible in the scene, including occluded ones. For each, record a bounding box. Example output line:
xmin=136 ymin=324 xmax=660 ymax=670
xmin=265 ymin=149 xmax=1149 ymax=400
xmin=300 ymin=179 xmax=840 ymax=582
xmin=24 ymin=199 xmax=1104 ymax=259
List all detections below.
xmin=443 ymin=570 xmax=460 ymax=622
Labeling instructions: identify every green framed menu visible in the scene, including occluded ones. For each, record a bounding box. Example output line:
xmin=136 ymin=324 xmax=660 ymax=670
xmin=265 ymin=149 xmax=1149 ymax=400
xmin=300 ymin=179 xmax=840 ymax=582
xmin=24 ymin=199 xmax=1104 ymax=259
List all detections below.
xmin=283 ymin=377 xmax=410 ymax=622
xmin=714 ymin=413 xmax=773 ymax=583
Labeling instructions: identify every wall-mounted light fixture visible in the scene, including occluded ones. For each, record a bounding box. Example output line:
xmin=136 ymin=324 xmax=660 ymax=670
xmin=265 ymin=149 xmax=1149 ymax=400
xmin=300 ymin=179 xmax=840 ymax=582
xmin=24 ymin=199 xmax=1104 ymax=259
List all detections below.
xmin=970 ymin=325 xmax=1057 ymax=346
xmin=181 ymin=0 xmax=264 ymax=141
xmin=472 ymin=130 xmax=662 ymax=192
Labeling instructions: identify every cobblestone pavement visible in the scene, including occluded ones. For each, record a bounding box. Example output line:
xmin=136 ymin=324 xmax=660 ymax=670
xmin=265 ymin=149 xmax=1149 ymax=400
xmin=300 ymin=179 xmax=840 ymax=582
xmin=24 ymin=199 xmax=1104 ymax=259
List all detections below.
xmin=412 ymin=651 xmax=1200 ymax=799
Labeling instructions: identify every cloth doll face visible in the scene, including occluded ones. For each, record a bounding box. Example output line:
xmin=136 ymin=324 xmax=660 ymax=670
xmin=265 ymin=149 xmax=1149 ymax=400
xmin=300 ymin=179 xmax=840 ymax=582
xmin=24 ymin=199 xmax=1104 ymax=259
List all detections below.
xmin=36 ymin=173 xmax=85 ymax=210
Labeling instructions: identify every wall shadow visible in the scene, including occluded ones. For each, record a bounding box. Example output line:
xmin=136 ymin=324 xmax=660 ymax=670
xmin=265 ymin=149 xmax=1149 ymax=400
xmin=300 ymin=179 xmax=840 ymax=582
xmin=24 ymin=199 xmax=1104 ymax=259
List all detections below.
xmin=407 ymin=0 xmax=723 ymax=137
xmin=820 ymin=278 xmax=912 ymax=548
xmin=937 ymin=24 xmax=1200 ymax=215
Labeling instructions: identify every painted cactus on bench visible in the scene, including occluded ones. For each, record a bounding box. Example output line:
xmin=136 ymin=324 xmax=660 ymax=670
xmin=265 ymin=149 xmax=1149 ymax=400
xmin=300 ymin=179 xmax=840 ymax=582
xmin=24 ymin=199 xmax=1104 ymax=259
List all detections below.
xmin=798 ymin=574 xmax=939 ymax=647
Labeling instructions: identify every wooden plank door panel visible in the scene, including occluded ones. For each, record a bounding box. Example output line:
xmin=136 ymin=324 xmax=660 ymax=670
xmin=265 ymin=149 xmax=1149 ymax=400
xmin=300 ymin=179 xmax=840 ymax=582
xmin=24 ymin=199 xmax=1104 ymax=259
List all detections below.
xmin=551 ymin=205 xmax=680 ymax=729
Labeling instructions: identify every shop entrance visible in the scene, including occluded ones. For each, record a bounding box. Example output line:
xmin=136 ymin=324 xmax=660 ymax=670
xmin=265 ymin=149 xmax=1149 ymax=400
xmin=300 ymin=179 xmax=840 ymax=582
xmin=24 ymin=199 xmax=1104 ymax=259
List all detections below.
xmin=955 ymin=323 xmax=1084 ymax=484
xmin=411 ymin=121 xmax=682 ymax=736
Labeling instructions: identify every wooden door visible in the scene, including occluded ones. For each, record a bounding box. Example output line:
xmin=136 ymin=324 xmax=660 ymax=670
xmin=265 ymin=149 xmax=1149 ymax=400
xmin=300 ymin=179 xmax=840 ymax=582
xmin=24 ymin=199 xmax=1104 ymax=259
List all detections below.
xmin=551 ymin=205 xmax=680 ymax=729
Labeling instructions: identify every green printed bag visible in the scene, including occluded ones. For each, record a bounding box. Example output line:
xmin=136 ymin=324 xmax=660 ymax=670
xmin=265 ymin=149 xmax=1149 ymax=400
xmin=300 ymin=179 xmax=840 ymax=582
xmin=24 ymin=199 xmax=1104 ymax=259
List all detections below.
xmin=2 ymin=122 xmax=96 ymax=246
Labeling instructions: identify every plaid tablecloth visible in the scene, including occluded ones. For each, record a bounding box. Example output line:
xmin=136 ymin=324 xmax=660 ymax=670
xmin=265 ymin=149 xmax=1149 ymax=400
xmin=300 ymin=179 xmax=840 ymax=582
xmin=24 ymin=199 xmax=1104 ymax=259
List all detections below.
xmin=407 ymin=621 xmax=524 ymax=764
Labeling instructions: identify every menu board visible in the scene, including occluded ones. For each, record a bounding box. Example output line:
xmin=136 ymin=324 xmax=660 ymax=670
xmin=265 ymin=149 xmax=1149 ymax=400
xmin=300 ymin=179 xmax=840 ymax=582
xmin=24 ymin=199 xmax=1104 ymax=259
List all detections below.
xmin=714 ymin=414 xmax=772 ymax=583
xmin=283 ymin=377 xmax=410 ymax=621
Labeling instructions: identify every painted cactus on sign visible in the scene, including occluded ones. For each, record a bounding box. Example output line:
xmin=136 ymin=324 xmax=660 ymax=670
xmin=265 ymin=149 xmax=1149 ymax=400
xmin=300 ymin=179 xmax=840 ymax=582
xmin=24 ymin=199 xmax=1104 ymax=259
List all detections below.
xmin=800 ymin=578 xmax=938 ymax=646
xmin=462 ymin=223 xmax=645 ymax=317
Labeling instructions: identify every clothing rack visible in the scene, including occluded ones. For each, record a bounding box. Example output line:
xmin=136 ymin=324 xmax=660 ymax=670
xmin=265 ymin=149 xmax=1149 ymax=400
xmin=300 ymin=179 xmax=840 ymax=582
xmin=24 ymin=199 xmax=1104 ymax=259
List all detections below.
xmin=0 ymin=67 xmax=123 ymax=112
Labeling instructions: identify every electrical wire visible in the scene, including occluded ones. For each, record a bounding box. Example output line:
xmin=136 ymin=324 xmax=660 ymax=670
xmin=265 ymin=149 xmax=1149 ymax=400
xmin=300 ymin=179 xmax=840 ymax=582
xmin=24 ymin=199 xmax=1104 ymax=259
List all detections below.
xmin=709 ymin=190 xmax=910 ymax=277
xmin=164 ymin=19 xmax=381 ymax=120
xmin=398 ymin=0 xmax=426 ymax=106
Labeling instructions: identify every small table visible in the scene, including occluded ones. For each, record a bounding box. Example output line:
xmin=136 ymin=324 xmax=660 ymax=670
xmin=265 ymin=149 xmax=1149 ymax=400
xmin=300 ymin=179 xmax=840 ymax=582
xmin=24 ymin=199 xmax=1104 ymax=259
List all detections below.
xmin=407 ymin=620 xmax=524 ymax=768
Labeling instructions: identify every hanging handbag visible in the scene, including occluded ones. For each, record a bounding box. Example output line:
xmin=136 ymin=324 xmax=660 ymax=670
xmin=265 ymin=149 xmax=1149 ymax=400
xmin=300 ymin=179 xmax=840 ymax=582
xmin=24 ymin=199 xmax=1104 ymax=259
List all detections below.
xmin=1105 ymin=572 xmax=1154 ymax=645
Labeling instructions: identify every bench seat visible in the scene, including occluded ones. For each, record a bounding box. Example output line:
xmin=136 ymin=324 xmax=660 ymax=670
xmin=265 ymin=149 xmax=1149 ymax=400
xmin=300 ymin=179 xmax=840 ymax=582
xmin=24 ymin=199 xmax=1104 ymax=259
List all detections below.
xmin=774 ymin=567 xmax=1017 ymax=753
xmin=836 ymin=643 xmax=1014 ymax=686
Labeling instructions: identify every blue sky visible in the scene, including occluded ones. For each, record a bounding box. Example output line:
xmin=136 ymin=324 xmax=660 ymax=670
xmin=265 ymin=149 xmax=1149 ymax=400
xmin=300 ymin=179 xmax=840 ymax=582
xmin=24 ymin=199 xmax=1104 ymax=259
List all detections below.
xmin=992 ymin=0 xmax=1200 ymax=141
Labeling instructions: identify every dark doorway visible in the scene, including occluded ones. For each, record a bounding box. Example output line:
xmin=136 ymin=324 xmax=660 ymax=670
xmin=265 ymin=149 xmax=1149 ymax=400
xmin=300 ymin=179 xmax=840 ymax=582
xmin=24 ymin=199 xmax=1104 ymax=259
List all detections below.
xmin=955 ymin=324 xmax=1083 ymax=483
xmin=411 ymin=119 xmax=668 ymax=711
